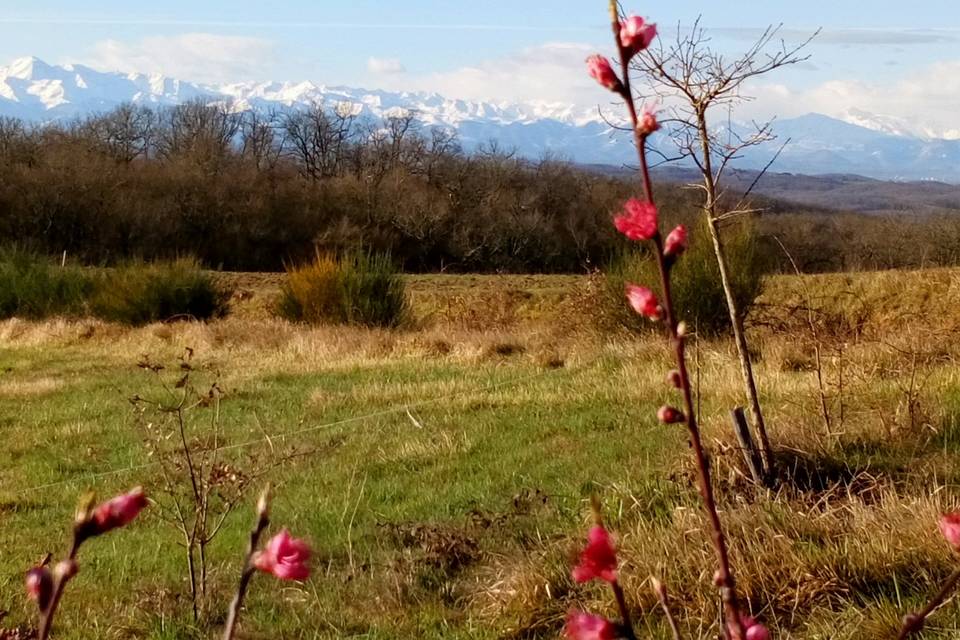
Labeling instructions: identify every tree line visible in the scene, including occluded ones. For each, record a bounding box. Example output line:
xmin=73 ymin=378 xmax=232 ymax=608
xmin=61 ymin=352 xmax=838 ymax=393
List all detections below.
xmin=0 ymin=101 xmax=956 ymax=273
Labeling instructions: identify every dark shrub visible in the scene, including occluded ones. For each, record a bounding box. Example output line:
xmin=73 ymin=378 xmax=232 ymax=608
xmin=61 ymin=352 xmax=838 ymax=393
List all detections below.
xmin=0 ymin=247 xmax=94 ymax=319
xmin=91 ymin=259 xmax=230 ymax=325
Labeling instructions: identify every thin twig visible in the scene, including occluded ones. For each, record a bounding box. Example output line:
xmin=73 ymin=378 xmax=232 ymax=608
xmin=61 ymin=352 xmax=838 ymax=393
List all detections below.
xmin=898 ymin=566 xmax=960 ymax=638
xmin=223 ymin=503 xmax=270 ymax=640
xmin=652 ymin=578 xmax=683 ymax=640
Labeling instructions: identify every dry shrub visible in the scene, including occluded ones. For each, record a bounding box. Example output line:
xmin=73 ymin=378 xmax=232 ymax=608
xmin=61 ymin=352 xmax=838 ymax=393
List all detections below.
xmin=278 ymin=250 xmax=409 ymax=328
xmin=277 ymin=252 xmax=341 ymax=323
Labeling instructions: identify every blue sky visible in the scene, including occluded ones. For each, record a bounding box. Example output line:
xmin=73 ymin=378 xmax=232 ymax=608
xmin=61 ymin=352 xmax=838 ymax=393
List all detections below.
xmin=2 ymin=1 xmax=959 ymax=135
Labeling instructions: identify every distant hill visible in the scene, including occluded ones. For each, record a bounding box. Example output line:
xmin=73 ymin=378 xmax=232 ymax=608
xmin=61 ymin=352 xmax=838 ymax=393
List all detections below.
xmin=3 ymin=56 xmax=960 ymax=183
xmin=583 ymin=165 xmax=960 ymax=215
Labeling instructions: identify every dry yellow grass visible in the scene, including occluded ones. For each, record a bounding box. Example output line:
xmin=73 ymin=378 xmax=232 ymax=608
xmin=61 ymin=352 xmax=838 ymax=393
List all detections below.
xmin=1 ymin=268 xmax=959 ymax=638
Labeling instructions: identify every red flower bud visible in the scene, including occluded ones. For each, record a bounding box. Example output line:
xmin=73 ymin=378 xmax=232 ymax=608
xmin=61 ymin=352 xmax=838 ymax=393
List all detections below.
xmin=625 ymin=284 xmax=662 ymax=321
xmin=637 ymin=104 xmax=660 ymax=137
xmin=26 ymin=567 xmax=53 ymax=610
xmin=586 ymin=55 xmax=622 ymax=93
xmin=657 ymin=406 xmax=685 ymax=424
xmin=664 ymin=225 xmax=688 ymax=257
xmin=80 ymin=487 xmax=148 ymax=539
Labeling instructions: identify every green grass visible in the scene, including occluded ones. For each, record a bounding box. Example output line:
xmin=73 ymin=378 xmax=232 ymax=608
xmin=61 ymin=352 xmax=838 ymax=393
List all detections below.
xmin=0 ymin=335 xmax=678 ymax=639
xmin=2 ymin=267 xmax=960 ymax=638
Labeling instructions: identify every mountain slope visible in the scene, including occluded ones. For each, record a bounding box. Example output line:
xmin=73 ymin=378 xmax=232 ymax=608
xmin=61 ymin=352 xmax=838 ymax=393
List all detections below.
xmin=2 ymin=56 xmax=959 ymax=182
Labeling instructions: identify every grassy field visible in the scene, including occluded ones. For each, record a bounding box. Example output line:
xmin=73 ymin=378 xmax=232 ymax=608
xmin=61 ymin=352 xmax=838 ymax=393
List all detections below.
xmin=1 ymin=269 xmax=960 ymax=638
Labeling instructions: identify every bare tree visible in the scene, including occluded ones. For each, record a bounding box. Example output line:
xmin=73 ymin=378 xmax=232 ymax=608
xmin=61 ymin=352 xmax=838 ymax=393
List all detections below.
xmin=81 ymin=103 xmax=155 ymax=164
xmin=240 ymin=108 xmax=283 ymax=171
xmin=155 ymin=99 xmax=243 ymax=173
xmin=631 ymin=20 xmax=818 ymax=476
xmin=0 ymin=116 xmax=36 ymax=166
xmin=281 ymin=101 xmax=358 ymax=180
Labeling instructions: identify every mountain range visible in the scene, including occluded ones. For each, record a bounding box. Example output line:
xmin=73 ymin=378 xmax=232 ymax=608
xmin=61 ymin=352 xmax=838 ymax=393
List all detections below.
xmin=2 ymin=56 xmax=959 ymax=183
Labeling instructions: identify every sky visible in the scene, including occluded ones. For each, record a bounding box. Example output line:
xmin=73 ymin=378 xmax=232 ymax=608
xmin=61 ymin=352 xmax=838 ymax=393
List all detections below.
xmin=1 ymin=1 xmax=960 ymax=137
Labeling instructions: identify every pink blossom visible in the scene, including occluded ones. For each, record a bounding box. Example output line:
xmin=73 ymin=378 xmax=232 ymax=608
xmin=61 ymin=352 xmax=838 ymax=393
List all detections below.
xmin=733 ymin=615 xmax=771 ymax=640
xmin=637 ymin=104 xmax=660 ymax=137
xmin=92 ymin=487 xmax=147 ymax=535
xmin=254 ymin=529 xmax=311 ymax=581
xmin=620 ymin=16 xmax=658 ymax=54
xmin=25 ymin=567 xmax=52 ymax=609
xmin=614 ymin=198 xmax=658 ymax=241
xmin=586 ymin=55 xmax=621 ymax=92
xmin=664 ymin=225 xmax=688 ymax=256
xmin=940 ymin=513 xmax=960 ymax=551
xmin=572 ymin=525 xmax=618 ymax=583
xmin=625 ymin=284 xmax=662 ymax=321
xmin=565 ymin=611 xmax=617 ymax=640
xmin=657 ymin=406 xmax=685 ymax=424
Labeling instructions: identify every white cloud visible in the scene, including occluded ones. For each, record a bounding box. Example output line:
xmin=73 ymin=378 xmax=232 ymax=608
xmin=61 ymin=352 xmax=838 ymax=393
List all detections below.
xmin=367 ymin=57 xmax=406 ymax=75
xmin=379 ymin=42 xmax=605 ymax=107
xmin=84 ymin=33 xmax=276 ymax=83
xmin=740 ymin=61 xmax=960 ymax=139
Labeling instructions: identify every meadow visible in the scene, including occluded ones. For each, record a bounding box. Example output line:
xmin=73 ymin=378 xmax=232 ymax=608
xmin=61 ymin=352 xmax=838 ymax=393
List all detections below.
xmin=1 ymin=269 xmax=959 ymax=638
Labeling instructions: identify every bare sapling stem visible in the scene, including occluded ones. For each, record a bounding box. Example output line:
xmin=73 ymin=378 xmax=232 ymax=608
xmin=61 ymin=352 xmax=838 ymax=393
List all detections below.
xmin=223 ymin=489 xmax=271 ymax=640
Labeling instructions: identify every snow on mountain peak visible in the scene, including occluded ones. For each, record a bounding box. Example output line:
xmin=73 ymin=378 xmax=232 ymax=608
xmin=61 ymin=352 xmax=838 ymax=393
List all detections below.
xmin=2 ymin=57 xmax=960 ymax=181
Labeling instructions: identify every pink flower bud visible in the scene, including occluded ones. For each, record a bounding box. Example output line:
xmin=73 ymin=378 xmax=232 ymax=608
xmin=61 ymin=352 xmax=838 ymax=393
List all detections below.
xmin=637 ymin=104 xmax=660 ymax=137
xmin=625 ymin=284 xmax=662 ymax=321
xmin=253 ymin=528 xmax=311 ymax=581
xmin=91 ymin=487 xmax=147 ymax=536
xmin=586 ymin=55 xmax=622 ymax=93
xmin=747 ymin=624 xmax=771 ymax=640
xmin=571 ymin=525 xmax=618 ymax=584
xmin=26 ymin=567 xmax=53 ymax=610
xmin=664 ymin=225 xmax=688 ymax=256
xmin=735 ymin=615 xmax=771 ymax=640
xmin=657 ymin=406 xmax=685 ymax=424
xmin=619 ymin=16 xmax=658 ymax=55
xmin=666 ymin=370 xmax=682 ymax=389
xmin=565 ymin=610 xmax=617 ymax=640
xmin=940 ymin=512 xmax=960 ymax=551
xmin=613 ymin=198 xmax=658 ymax=241
xmin=54 ymin=559 xmax=78 ymax=581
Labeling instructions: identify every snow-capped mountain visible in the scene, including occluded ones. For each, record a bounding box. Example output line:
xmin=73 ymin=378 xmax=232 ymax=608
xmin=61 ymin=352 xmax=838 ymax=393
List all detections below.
xmin=2 ymin=56 xmax=960 ymax=182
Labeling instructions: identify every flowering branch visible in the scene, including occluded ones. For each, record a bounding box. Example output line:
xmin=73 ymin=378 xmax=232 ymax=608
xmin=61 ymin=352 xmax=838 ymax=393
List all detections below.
xmin=223 ymin=486 xmax=311 ymax=640
xmin=578 ymin=3 xmax=770 ymax=639
xmin=29 ymin=487 xmax=147 ymax=640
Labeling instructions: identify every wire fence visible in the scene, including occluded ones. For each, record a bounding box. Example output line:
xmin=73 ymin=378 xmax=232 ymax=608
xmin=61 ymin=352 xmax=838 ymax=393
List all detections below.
xmin=3 ymin=367 xmax=568 ymax=497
